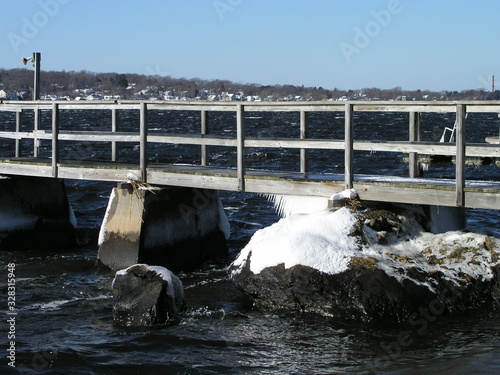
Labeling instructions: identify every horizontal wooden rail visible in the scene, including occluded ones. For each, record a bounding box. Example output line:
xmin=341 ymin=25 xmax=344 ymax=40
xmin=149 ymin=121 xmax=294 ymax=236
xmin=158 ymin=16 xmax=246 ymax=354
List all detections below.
xmin=2 ymin=99 xmax=500 ymax=113
xmin=1 ymin=130 xmax=499 ymax=158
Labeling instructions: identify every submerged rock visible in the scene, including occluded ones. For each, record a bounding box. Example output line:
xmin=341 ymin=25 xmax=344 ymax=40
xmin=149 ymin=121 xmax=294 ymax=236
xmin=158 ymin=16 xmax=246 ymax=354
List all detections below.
xmin=112 ymin=264 xmax=185 ymax=326
xmin=229 ymin=206 xmax=500 ymax=323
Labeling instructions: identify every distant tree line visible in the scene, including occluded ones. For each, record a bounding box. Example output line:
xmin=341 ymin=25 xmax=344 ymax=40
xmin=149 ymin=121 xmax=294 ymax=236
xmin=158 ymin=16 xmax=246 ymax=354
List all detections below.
xmin=1 ymin=67 xmax=499 ymax=101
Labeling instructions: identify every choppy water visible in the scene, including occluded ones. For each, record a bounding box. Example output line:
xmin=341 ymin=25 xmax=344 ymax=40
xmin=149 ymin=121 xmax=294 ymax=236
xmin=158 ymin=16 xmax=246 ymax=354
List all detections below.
xmin=1 ymin=109 xmax=500 ymax=374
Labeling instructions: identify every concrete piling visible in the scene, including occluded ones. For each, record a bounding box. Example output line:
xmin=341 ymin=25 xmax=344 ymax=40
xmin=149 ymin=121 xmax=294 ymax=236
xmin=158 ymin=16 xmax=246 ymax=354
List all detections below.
xmin=98 ymin=184 xmax=229 ymax=271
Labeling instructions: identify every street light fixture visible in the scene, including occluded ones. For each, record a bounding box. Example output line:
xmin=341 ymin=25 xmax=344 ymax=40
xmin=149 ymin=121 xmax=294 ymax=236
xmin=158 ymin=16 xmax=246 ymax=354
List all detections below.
xmin=21 ymin=52 xmax=41 ymax=100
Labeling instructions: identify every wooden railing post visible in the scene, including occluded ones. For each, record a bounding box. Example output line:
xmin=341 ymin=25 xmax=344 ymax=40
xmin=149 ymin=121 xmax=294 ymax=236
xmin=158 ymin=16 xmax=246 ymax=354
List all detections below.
xmin=344 ymin=103 xmax=354 ymax=190
xmin=140 ymin=102 xmax=148 ymax=182
xmin=111 ymin=107 xmax=119 ymax=161
xmin=300 ymin=110 xmax=309 ymax=174
xmin=52 ymin=103 xmax=59 ymax=178
xmin=201 ymin=109 xmax=208 ymax=166
xmin=456 ymin=104 xmax=466 ymax=206
xmin=33 ymin=108 xmax=41 ymax=157
xmin=237 ymin=104 xmax=245 ymax=191
xmin=15 ymin=110 xmax=22 ymax=157
xmin=409 ymin=111 xmax=421 ymax=178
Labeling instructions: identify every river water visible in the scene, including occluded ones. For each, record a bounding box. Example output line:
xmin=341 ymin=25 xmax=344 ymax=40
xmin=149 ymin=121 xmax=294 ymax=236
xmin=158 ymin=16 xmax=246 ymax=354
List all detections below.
xmin=1 ymin=108 xmax=500 ymax=374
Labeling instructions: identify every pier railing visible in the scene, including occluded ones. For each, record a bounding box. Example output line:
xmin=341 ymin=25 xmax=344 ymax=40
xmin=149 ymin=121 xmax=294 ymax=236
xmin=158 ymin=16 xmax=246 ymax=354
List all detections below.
xmin=1 ymin=100 xmax=500 ymax=208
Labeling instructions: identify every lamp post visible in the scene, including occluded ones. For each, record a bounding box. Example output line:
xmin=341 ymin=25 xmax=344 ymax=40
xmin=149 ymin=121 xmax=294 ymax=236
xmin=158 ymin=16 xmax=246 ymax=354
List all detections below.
xmin=22 ymin=52 xmax=41 ymax=100
xmin=22 ymin=52 xmax=41 ymax=156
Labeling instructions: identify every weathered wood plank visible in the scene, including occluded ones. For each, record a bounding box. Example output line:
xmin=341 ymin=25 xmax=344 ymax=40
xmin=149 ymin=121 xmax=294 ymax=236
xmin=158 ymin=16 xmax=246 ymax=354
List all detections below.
xmin=1 ymin=128 xmax=499 ymax=158
xmin=345 ymin=103 xmax=354 ymax=189
xmin=0 ymin=105 xmax=22 ymax=112
xmin=58 ymin=166 xmax=141 ymax=182
xmin=408 ymin=111 xmax=420 ymax=178
xmin=466 ymin=144 xmax=500 ymax=157
xmin=353 ymin=141 xmax=457 ymax=155
xmin=139 ymin=102 xmax=148 ymax=182
xmin=111 ymin=108 xmax=119 ymax=161
xmin=0 ymin=162 xmax=53 ymax=178
xmin=465 ymin=192 xmax=500 ymax=209
xmin=34 ymin=108 xmax=41 ymax=157
xmin=300 ymin=110 xmax=309 ymax=174
xmin=15 ymin=111 xmax=22 ymax=157
xmin=244 ymin=138 xmax=344 ymax=149
xmin=237 ymin=104 xmax=245 ymax=191
xmin=3 ymin=100 xmax=500 ymax=114
xmin=201 ymin=109 xmax=208 ymax=166
xmin=456 ymin=104 xmax=466 ymax=206
xmin=0 ymin=158 xmax=498 ymax=209
xmin=148 ymin=170 xmax=240 ymax=191
xmin=52 ymin=103 xmax=59 ymax=178
xmin=353 ymin=182 xmax=458 ymax=207
xmin=149 ymin=134 xmax=237 ymax=147
xmin=244 ymin=178 xmax=346 ymax=197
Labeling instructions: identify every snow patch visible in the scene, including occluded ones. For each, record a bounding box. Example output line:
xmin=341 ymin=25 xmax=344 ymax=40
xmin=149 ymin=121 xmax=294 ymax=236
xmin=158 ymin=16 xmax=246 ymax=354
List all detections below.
xmin=231 ymin=208 xmax=361 ymax=275
xmin=330 ymin=188 xmax=357 ymax=201
xmin=217 ymin=196 xmax=231 ymax=239
xmin=127 ymin=172 xmax=140 ymax=181
xmin=68 ymin=203 xmax=78 ymax=228
xmin=231 ymin=207 xmax=500 ymax=291
xmin=97 ymin=188 xmax=116 ymax=246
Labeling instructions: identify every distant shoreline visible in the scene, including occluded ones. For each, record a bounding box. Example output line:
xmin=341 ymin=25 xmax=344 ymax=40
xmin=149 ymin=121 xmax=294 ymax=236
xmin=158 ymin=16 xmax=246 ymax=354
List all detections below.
xmin=1 ymin=68 xmax=499 ymax=102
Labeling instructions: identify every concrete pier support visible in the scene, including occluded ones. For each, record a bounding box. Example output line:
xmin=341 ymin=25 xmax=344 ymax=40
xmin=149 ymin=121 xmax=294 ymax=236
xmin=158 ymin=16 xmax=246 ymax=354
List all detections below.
xmin=98 ymin=184 xmax=229 ymax=271
xmin=0 ymin=175 xmax=76 ymax=250
xmin=425 ymin=205 xmax=467 ymax=234
xmin=96 ymin=184 xmax=145 ymax=270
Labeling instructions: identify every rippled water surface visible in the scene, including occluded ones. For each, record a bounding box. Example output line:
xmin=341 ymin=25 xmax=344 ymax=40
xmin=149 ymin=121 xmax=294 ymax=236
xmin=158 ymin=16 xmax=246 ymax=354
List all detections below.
xmin=1 ymin=109 xmax=500 ymax=374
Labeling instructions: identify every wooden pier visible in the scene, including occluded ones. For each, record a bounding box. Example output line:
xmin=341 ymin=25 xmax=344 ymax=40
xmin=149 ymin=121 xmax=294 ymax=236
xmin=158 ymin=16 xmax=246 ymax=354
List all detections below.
xmin=0 ymin=100 xmax=500 ymax=210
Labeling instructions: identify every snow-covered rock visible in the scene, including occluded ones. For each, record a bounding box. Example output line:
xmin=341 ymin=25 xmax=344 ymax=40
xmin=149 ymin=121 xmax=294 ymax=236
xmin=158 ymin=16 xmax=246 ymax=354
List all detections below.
xmin=229 ymin=205 xmax=500 ymax=323
xmin=112 ymin=264 xmax=185 ymax=326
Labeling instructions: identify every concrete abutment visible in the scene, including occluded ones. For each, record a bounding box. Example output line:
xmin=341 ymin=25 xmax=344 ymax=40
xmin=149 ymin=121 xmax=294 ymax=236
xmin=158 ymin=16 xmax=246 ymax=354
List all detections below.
xmin=98 ymin=184 xmax=230 ymax=271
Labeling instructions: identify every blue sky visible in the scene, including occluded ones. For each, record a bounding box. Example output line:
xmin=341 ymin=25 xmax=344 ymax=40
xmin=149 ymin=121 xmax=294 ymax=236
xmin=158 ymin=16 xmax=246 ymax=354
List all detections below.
xmin=1 ymin=0 xmax=500 ymax=91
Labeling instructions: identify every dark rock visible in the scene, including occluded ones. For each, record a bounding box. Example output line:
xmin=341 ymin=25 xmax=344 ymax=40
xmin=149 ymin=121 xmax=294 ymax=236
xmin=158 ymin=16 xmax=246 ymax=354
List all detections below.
xmin=112 ymin=264 xmax=185 ymax=326
xmin=229 ymin=206 xmax=500 ymax=323
xmin=231 ymin=260 xmax=425 ymax=323
xmin=491 ymin=265 xmax=500 ymax=307
xmin=230 ymin=259 xmax=497 ymax=323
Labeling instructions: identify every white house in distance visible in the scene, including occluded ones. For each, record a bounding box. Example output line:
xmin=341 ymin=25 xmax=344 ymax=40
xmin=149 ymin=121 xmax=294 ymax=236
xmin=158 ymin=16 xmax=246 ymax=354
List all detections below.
xmin=0 ymin=90 xmax=18 ymax=100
